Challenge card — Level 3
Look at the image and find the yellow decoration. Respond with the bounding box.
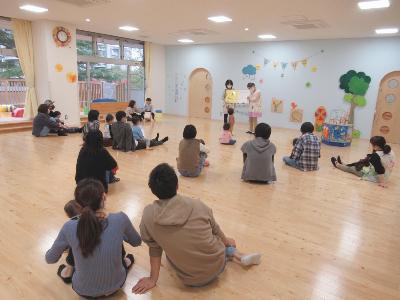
[255,64,261,70]
[225,90,238,104]
[55,64,63,73]
[66,71,77,83]
[311,66,318,72]
[301,59,308,67]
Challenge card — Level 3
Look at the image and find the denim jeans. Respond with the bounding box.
[105,170,116,183]
[282,156,302,170]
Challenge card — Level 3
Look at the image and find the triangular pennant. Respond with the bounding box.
[301,59,308,67]
[281,62,288,70]
[273,61,278,69]
[263,58,270,66]
[291,61,298,71]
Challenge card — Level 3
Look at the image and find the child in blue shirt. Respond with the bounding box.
[131,116,168,150]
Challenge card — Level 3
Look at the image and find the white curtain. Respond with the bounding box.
[11,19,38,119]
[144,41,152,99]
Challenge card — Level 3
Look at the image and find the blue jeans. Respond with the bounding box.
[105,170,116,183]
[39,126,50,137]
[282,156,301,170]
[221,139,236,145]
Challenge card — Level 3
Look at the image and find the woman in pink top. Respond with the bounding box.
[219,123,236,145]
[246,82,262,134]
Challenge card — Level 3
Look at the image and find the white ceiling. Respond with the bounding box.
[1,0,399,44]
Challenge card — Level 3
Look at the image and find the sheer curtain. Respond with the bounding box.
[144,41,152,99]
[11,19,38,119]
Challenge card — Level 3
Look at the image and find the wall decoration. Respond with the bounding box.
[273,62,278,69]
[314,106,327,132]
[52,26,72,47]
[255,64,262,70]
[281,62,288,71]
[264,58,270,66]
[281,73,284,78]
[305,81,312,88]
[301,59,308,67]
[291,61,298,71]
[311,66,318,72]
[339,70,371,125]
[66,71,77,83]
[271,98,284,113]
[322,109,353,146]
[55,64,63,73]
[290,102,303,122]
[259,79,264,84]
[242,64,257,79]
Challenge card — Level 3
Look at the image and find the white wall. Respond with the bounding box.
[32,20,80,126]
[165,37,400,138]
[148,43,166,112]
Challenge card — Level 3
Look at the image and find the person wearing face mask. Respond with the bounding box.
[246,82,262,134]
[222,79,234,124]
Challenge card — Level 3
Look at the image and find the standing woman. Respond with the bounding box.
[246,82,262,134]
[45,178,141,298]
[222,79,234,124]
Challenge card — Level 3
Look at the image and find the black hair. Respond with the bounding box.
[183,124,197,139]
[145,98,152,102]
[247,82,255,89]
[115,110,127,122]
[75,178,105,257]
[300,122,314,134]
[54,111,61,117]
[223,123,230,131]
[128,100,136,108]
[148,163,178,200]
[105,114,114,123]
[225,79,233,89]
[131,115,141,125]
[83,130,104,153]
[38,104,49,114]
[255,123,271,139]
[88,110,100,122]
[227,107,234,115]
[370,136,391,154]
[292,138,298,146]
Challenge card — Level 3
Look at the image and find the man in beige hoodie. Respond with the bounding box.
[132,163,261,294]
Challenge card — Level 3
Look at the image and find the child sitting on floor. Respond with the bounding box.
[131,116,168,150]
[283,122,320,171]
[228,107,235,134]
[103,114,114,147]
[141,98,155,120]
[82,110,100,140]
[219,123,236,145]
[331,136,396,188]
[177,124,209,177]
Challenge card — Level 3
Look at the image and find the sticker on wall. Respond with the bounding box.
[311,66,318,72]
[301,59,308,67]
[255,64,262,70]
[264,58,270,66]
[271,98,284,113]
[273,62,278,69]
[242,64,257,79]
[290,102,303,123]
[259,79,264,84]
[55,64,63,73]
[291,61,298,71]
[52,26,72,47]
[66,71,77,83]
[305,81,312,88]
[314,106,327,132]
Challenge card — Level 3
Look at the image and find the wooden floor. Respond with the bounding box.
[0,115,399,300]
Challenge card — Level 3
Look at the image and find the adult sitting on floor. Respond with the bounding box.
[32,104,67,137]
[111,111,136,152]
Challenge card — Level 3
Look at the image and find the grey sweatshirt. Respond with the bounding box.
[241,137,277,182]
[45,212,141,297]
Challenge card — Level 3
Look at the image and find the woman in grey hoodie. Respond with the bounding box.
[241,123,277,183]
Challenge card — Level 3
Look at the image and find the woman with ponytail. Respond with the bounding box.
[331,136,395,187]
[46,179,141,298]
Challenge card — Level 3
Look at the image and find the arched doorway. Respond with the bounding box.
[188,68,212,119]
[371,71,400,143]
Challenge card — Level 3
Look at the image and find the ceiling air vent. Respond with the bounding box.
[171,28,218,37]
[55,0,111,6]
[281,15,329,29]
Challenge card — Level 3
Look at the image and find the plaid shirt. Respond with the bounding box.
[291,133,320,171]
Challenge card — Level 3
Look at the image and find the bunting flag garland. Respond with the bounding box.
[251,49,324,73]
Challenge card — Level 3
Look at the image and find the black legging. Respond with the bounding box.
[224,114,228,124]
[136,138,165,150]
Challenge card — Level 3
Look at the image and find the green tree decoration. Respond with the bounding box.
[339,70,371,125]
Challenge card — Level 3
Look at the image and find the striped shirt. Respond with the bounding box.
[45,212,141,297]
[291,133,320,171]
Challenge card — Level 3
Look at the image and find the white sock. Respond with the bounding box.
[240,253,262,266]
[61,265,73,278]
[124,257,132,268]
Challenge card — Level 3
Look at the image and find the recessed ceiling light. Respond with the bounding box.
[208,16,232,23]
[178,39,194,43]
[85,18,91,22]
[19,4,48,13]
[119,26,139,32]
[258,34,277,39]
[375,27,399,34]
[358,0,390,10]
[244,28,249,31]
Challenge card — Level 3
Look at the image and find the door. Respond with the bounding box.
[189,68,212,118]
[372,71,400,144]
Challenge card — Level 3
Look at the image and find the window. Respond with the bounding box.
[76,30,145,113]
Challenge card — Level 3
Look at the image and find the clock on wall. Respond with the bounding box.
[52,26,72,47]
